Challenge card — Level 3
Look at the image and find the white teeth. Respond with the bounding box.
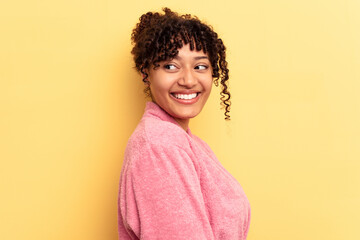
[173,93,197,100]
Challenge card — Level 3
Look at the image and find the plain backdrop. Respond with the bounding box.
[1,0,359,239]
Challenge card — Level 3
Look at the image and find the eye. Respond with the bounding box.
[195,65,208,70]
[164,64,177,70]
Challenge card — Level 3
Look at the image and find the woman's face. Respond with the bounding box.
[147,44,213,127]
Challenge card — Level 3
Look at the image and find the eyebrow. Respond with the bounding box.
[174,55,209,60]
[194,56,209,60]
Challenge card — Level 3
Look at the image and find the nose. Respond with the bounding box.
[178,68,197,88]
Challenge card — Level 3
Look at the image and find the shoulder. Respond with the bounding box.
[125,116,193,159]
[122,116,201,178]
[191,133,216,157]
[191,134,210,150]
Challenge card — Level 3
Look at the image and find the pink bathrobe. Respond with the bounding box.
[118,102,251,239]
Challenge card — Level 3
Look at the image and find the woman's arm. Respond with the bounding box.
[119,140,215,240]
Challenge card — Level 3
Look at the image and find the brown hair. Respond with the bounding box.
[131,8,231,120]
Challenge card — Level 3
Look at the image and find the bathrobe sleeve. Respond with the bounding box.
[119,137,215,240]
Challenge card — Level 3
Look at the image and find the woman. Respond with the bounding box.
[118,8,251,240]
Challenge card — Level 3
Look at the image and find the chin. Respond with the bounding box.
[172,110,199,120]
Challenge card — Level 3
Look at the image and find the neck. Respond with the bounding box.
[174,118,189,132]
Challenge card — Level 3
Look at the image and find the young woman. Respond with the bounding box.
[118,8,251,240]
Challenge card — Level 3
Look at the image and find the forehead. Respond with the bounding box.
[174,44,208,59]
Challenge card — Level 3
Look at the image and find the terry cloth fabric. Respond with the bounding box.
[118,101,251,240]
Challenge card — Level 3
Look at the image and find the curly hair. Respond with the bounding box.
[131,8,231,120]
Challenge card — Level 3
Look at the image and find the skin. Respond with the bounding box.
[147,44,213,131]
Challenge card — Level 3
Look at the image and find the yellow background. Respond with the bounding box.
[1,0,359,239]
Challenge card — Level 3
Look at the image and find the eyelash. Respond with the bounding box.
[195,65,208,70]
[164,64,177,70]
[163,64,209,70]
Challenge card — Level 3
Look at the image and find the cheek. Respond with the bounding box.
[203,77,213,93]
[149,79,171,98]
[149,73,177,93]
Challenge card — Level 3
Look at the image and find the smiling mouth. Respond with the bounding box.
[171,92,200,100]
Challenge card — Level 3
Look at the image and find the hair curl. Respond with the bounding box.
[131,8,231,120]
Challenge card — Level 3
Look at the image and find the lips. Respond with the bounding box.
[170,91,201,104]
[172,93,198,100]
